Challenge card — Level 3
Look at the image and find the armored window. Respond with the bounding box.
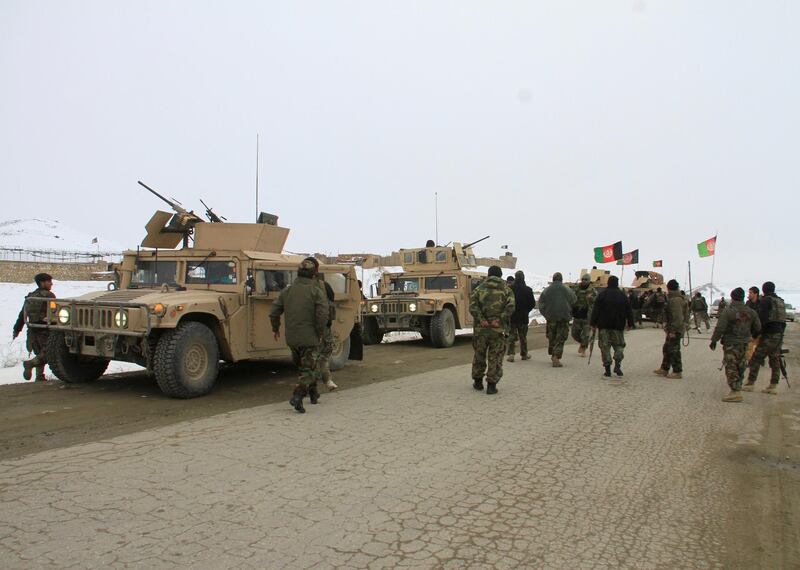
[416,250,428,263]
[131,261,178,286]
[403,252,414,264]
[435,251,447,262]
[320,272,348,295]
[256,270,292,293]
[425,276,457,290]
[186,261,238,285]
[389,277,420,292]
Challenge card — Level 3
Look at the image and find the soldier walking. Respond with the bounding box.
[590,275,634,377]
[653,279,686,379]
[12,273,56,381]
[744,281,787,395]
[506,270,535,362]
[316,275,339,391]
[709,288,760,402]
[470,266,515,394]
[691,292,710,332]
[628,290,643,326]
[538,272,576,367]
[570,273,596,357]
[270,258,329,413]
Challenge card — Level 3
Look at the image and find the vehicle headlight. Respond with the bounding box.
[409,303,417,312]
[57,307,71,325]
[115,310,128,328]
[370,304,379,313]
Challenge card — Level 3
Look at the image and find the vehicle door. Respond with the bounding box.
[248,265,294,351]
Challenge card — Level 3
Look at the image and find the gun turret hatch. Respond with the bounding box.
[193,222,289,253]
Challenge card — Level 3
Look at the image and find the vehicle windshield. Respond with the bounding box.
[425,276,457,290]
[389,277,420,292]
[131,260,178,287]
[186,261,238,285]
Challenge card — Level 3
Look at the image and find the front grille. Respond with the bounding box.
[76,307,116,329]
[383,302,407,313]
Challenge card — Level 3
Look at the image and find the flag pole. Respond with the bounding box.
[709,233,718,304]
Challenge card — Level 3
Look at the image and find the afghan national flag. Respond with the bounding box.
[697,236,717,258]
[593,241,623,264]
[653,260,663,268]
[616,249,639,265]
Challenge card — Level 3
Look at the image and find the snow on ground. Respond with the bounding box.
[0,281,142,386]
[0,218,124,253]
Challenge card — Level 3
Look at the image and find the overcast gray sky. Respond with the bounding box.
[2,1,798,287]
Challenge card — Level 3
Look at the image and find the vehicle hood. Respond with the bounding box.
[57,288,235,306]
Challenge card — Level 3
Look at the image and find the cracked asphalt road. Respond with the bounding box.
[1,326,798,568]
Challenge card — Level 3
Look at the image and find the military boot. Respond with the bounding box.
[506,355,515,363]
[325,378,338,391]
[762,384,778,395]
[308,383,320,405]
[603,364,611,377]
[742,382,756,392]
[551,356,563,368]
[578,346,586,357]
[289,385,307,413]
[722,390,743,403]
[473,378,484,391]
[521,354,531,361]
[653,368,668,376]
[22,360,34,381]
[34,365,47,382]
[614,362,623,377]
[666,372,682,379]
[486,383,498,395]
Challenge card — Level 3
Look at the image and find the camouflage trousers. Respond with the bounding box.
[290,345,321,387]
[651,308,664,326]
[25,329,49,367]
[598,329,625,366]
[317,328,334,382]
[693,311,710,330]
[472,333,507,384]
[747,332,783,385]
[722,343,748,391]
[660,332,683,373]
[546,319,570,358]
[506,324,529,357]
[570,318,591,349]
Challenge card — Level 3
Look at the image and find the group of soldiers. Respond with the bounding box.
[468,268,788,403]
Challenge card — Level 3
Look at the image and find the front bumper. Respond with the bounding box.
[362,299,437,331]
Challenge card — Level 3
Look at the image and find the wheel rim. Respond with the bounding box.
[184,343,209,381]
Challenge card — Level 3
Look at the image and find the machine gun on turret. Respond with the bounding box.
[200,199,226,223]
[139,180,206,248]
[463,235,490,250]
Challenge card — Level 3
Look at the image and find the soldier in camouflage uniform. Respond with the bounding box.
[12,273,56,381]
[650,288,666,328]
[315,273,339,391]
[691,292,710,332]
[744,281,787,395]
[469,265,515,394]
[710,287,761,402]
[590,275,634,377]
[270,258,329,413]
[653,280,686,379]
[570,273,595,357]
[538,272,576,367]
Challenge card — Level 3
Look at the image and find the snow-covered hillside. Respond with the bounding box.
[0,218,123,253]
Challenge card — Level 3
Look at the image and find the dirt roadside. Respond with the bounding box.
[0,328,553,460]
[723,321,800,568]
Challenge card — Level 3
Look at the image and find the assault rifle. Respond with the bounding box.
[200,199,226,223]
[781,348,791,388]
[587,328,596,366]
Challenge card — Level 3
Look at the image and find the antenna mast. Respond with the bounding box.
[435,192,439,245]
[255,133,260,222]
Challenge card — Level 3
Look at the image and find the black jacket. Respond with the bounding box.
[510,281,536,325]
[757,294,787,335]
[590,286,634,331]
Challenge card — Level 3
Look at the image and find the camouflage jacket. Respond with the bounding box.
[13,287,56,336]
[269,276,329,348]
[711,300,761,346]
[691,297,708,312]
[663,291,686,333]
[571,284,595,320]
[469,276,515,336]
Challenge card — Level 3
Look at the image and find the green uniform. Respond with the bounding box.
[469,276,515,385]
[13,287,56,376]
[598,329,625,367]
[538,281,576,359]
[659,291,686,373]
[270,276,329,387]
[711,300,760,391]
[691,296,710,330]
[316,280,337,384]
[570,284,595,350]
[747,294,787,387]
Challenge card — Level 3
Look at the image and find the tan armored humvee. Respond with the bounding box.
[32,212,363,398]
[361,242,487,348]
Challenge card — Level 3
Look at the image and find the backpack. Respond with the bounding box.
[767,295,787,323]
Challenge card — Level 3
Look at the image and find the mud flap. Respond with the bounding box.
[349,324,364,361]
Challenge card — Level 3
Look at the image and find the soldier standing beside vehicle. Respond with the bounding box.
[12,273,56,382]
[691,292,710,332]
[570,274,596,358]
[316,275,339,391]
[590,275,634,377]
[628,290,642,326]
[651,287,666,328]
[470,266,515,394]
[270,258,329,413]
[654,279,686,379]
[506,270,535,362]
[538,272,577,367]
[709,287,761,403]
[744,281,787,395]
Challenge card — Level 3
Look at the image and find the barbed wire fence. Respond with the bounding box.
[0,246,122,264]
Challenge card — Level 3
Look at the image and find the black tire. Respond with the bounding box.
[329,336,351,371]
[430,308,456,348]
[154,321,219,399]
[46,332,110,383]
[362,317,384,345]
